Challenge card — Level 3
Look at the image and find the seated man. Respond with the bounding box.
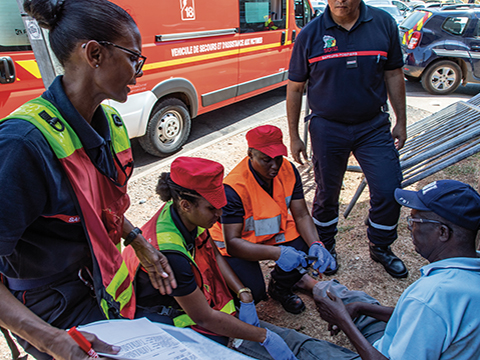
[314,180,480,359]
[210,125,336,314]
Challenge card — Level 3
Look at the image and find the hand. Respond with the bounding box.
[83,331,121,357]
[133,237,177,295]
[326,303,359,336]
[290,137,307,165]
[391,123,406,150]
[314,291,351,334]
[49,330,120,360]
[308,242,336,273]
[261,328,298,360]
[239,301,260,327]
[276,246,307,272]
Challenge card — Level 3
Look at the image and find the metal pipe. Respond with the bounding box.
[343,177,367,218]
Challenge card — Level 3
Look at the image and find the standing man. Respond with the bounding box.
[286,0,408,277]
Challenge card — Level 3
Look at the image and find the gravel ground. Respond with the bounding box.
[5,104,480,359]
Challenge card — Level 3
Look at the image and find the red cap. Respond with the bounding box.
[170,157,227,209]
[246,125,287,158]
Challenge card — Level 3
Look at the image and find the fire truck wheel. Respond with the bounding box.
[139,98,191,157]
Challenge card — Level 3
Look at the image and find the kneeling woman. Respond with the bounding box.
[123,157,296,360]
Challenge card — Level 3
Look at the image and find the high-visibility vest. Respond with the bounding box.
[2,97,135,319]
[210,157,300,256]
[123,202,235,332]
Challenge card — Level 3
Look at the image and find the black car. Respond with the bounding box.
[400,4,480,94]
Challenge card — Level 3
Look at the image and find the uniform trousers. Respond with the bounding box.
[309,112,403,248]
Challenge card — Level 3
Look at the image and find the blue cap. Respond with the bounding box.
[394,180,480,232]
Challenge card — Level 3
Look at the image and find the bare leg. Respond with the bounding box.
[294,274,320,292]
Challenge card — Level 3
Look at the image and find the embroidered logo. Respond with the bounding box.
[422,181,438,195]
[323,35,338,53]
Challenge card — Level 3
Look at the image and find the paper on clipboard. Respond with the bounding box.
[77,318,254,360]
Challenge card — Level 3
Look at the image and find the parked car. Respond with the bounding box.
[392,0,414,16]
[310,0,327,16]
[400,5,480,94]
[368,2,407,23]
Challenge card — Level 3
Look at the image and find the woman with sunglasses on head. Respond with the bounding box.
[0,0,175,359]
[123,157,297,360]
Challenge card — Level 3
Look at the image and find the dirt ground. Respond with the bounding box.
[2,105,480,359]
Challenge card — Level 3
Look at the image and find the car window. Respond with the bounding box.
[401,10,432,29]
[442,16,468,35]
[0,0,31,51]
[240,0,287,33]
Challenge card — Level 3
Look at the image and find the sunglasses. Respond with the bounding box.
[83,41,146,76]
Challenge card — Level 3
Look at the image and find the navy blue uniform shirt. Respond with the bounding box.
[0,76,119,280]
[288,1,403,123]
[221,159,304,224]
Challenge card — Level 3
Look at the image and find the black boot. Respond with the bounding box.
[268,278,305,314]
[369,243,408,278]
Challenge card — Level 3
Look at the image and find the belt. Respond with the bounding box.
[137,304,183,319]
[5,260,90,291]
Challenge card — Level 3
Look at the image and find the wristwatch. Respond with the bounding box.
[237,287,252,299]
[124,227,142,247]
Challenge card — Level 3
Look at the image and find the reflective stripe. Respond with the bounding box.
[244,216,255,232]
[274,233,286,243]
[254,215,281,236]
[313,217,338,227]
[214,241,226,249]
[172,299,236,328]
[173,313,194,328]
[367,218,398,231]
[285,195,292,208]
[309,50,388,64]
[220,299,236,315]
[105,262,133,310]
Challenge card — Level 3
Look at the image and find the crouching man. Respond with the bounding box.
[210,125,336,314]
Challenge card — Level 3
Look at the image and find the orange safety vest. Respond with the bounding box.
[210,157,300,256]
[2,97,136,319]
[123,202,236,333]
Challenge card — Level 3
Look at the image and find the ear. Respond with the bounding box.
[82,40,103,69]
[247,148,254,160]
[438,225,451,243]
[179,198,192,213]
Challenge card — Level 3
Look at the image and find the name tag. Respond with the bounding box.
[346,56,357,69]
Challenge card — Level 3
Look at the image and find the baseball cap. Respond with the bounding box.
[246,125,288,158]
[394,180,480,232]
[170,157,227,209]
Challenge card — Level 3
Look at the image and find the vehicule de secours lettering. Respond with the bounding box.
[171,37,263,57]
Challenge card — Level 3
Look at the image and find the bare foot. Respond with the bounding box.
[295,274,320,292]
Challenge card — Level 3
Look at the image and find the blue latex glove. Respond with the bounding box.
[308,242,337,273]
[261,328,298,360]
[276,246,307,272]
[239,301,260,327]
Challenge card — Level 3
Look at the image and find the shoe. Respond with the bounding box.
[323,247,339,276]
[268,278,305,314]
[369,244,408,278]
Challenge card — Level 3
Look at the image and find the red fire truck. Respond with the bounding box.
[1,0,313,156]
